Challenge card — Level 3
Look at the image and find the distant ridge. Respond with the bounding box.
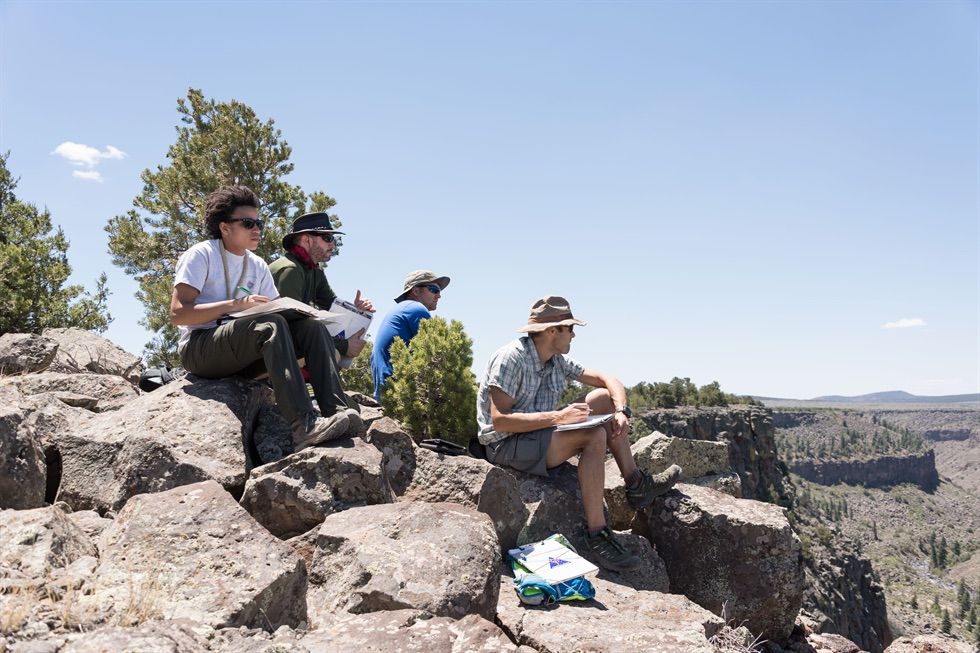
[754,390,980,404]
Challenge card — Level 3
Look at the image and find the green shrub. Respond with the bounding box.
[381,317,477,445]
[339,338,374,396]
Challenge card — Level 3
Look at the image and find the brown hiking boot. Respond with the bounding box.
[626,464,682,511]
[584,527,642,572]
[292,411,350,452]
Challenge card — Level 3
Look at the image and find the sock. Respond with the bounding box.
[626,468,643,490]
[587,526,606,537]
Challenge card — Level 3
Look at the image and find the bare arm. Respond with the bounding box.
[169,283,270,326]
[577,368,629,438]
[489,387,591,434]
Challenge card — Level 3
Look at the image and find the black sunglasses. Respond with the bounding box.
[420,284,442,295]
[228,217,265,231]
[558,325,574,334]
[317,233,335,244]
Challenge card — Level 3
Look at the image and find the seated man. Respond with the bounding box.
[477,295,681,571]
[269,211,374,364]
[370,270,450,402]
[170,185,361,451]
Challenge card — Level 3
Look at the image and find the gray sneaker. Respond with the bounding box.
[292,411,350,452]
[343,408,365,437]
[626,464,682,511]
[584,527,642,572]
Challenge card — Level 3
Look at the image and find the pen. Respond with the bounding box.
[237,286,254,296]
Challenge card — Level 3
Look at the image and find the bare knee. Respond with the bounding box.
[585,388,614,414]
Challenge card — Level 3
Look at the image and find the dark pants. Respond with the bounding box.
[180,314,350,423]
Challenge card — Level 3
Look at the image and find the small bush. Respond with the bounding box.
[339,337,374,396]
[382,317,477,445]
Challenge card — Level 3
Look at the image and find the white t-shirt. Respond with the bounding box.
[173,240,279,349]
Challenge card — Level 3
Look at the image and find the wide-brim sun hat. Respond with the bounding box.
[395,270,451,302]
[281,212,346,250]
[517,295,587,333]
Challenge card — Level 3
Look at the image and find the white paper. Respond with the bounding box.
[508,537,599,584]
[228,296,340,322]
[324,298,374,339]
[554,412,614,432]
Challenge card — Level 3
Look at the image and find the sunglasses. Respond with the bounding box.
[558,325,574,334]
[228,217,265,231]
[421,284,442,295]
[317,233,336,244]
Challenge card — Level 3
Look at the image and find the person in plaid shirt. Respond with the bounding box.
[477,295,681,571]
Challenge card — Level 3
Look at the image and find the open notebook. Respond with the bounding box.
[508,535,599,584]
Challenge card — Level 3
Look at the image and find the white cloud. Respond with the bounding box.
[881,318,927,329]
[72,170,104,182]
[51,141,127,167]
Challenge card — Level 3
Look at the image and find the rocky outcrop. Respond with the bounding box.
[54,376,265,512]
[0,505,97,590]
[88,480,307,630]
[638,406,791,504]
[59,620,207,653]
[306,502,501,624]
[0,385,46,509]
[884,634,977,653]
[240,439,392,539]
[789,451,938,491]
[0,333,59,374]
[636,483,805,643]
[42,327,144,383]
[0,372,138,413]
[496,573,724,652]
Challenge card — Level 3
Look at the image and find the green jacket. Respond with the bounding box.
[269,252,348,356]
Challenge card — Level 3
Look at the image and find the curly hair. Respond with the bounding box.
[203,186,259,239]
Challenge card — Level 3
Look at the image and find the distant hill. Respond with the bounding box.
[754,391,980,404]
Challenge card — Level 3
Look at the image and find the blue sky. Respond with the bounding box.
[2,1,977,398]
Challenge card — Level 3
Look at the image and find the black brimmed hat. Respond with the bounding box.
[281,212,345,250]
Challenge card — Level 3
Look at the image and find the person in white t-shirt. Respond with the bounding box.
[170,185,361,451]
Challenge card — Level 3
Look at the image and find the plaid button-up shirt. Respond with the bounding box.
[477,336,585,444]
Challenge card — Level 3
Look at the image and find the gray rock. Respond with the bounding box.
[0,333,58,374]
[686,471,742,498]
[400,447,528,549]
[0,372,138,413]
[363,416,418,495]
[884,634,977,653]
[605,432,730,529]
[55,376,262,512]
[240,439,392,539]
[636,483,805,644]
[496,574,724,652]
[0,386,46,509]
[212,610,518,652]
[87,481,307,630]
[66,510,113,541]
[307,502,500,624]
[19,392,95,452]
[251,404,294,465]
[512,463,588,546]
[60,620,208,653]
[42,327,143,383]
[0,505,96,589]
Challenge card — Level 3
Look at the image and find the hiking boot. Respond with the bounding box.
[626,464,682,511]
[584,527,642,572]
[292,411,351,452]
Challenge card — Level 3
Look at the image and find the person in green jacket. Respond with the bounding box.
[269,212,375,362]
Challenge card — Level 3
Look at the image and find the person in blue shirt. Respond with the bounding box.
[370,270,450,402]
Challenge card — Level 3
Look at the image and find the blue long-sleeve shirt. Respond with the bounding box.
[371,300,431,401]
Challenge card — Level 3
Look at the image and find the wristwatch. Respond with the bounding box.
[615,405,632,419]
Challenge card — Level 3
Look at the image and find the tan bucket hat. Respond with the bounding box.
[394,270,451,302]
[517,295,587,333]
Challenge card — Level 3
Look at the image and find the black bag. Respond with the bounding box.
[139,367,179,392]
[467,437,488,460]
[419,439,468,456]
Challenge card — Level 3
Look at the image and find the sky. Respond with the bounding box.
[1,1,978,399]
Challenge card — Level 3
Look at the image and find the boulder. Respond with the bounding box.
[251,404,294,465]
[60,620,208,653]
[42,327,143,383]
[55,376,262,512]
[884,635,976,653]
[399,447,528,549]
[19,392,95,452]
[0,333,58,374]
[605,432,731,529]
[240,439,392,539]
[66,509,113,541]
[636,483,805,644]
[686,471,742,498]
[87,480,307,630]
[364,416,418,495]
[0,385,46,509]
[0,372,138,413]
[0,505,96,589]
[307,502,500,624]
[512,463,588,546]
[211,610,520,652]
[496,574,724,652]
[805,632,864,653]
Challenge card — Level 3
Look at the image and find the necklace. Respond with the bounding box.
[219,240,250,300]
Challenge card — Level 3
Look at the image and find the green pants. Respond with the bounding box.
[180,314,350,424]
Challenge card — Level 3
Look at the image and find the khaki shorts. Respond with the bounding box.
[485,428,554,477]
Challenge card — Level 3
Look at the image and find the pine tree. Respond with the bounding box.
[909,593,918,609]
[938,536,948,568]
[941,608,951,634]
[872,521,878,540]
[932,594,942,616]
[381,317,478,445]
[0,152,112,334]
[104,88,334,364]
